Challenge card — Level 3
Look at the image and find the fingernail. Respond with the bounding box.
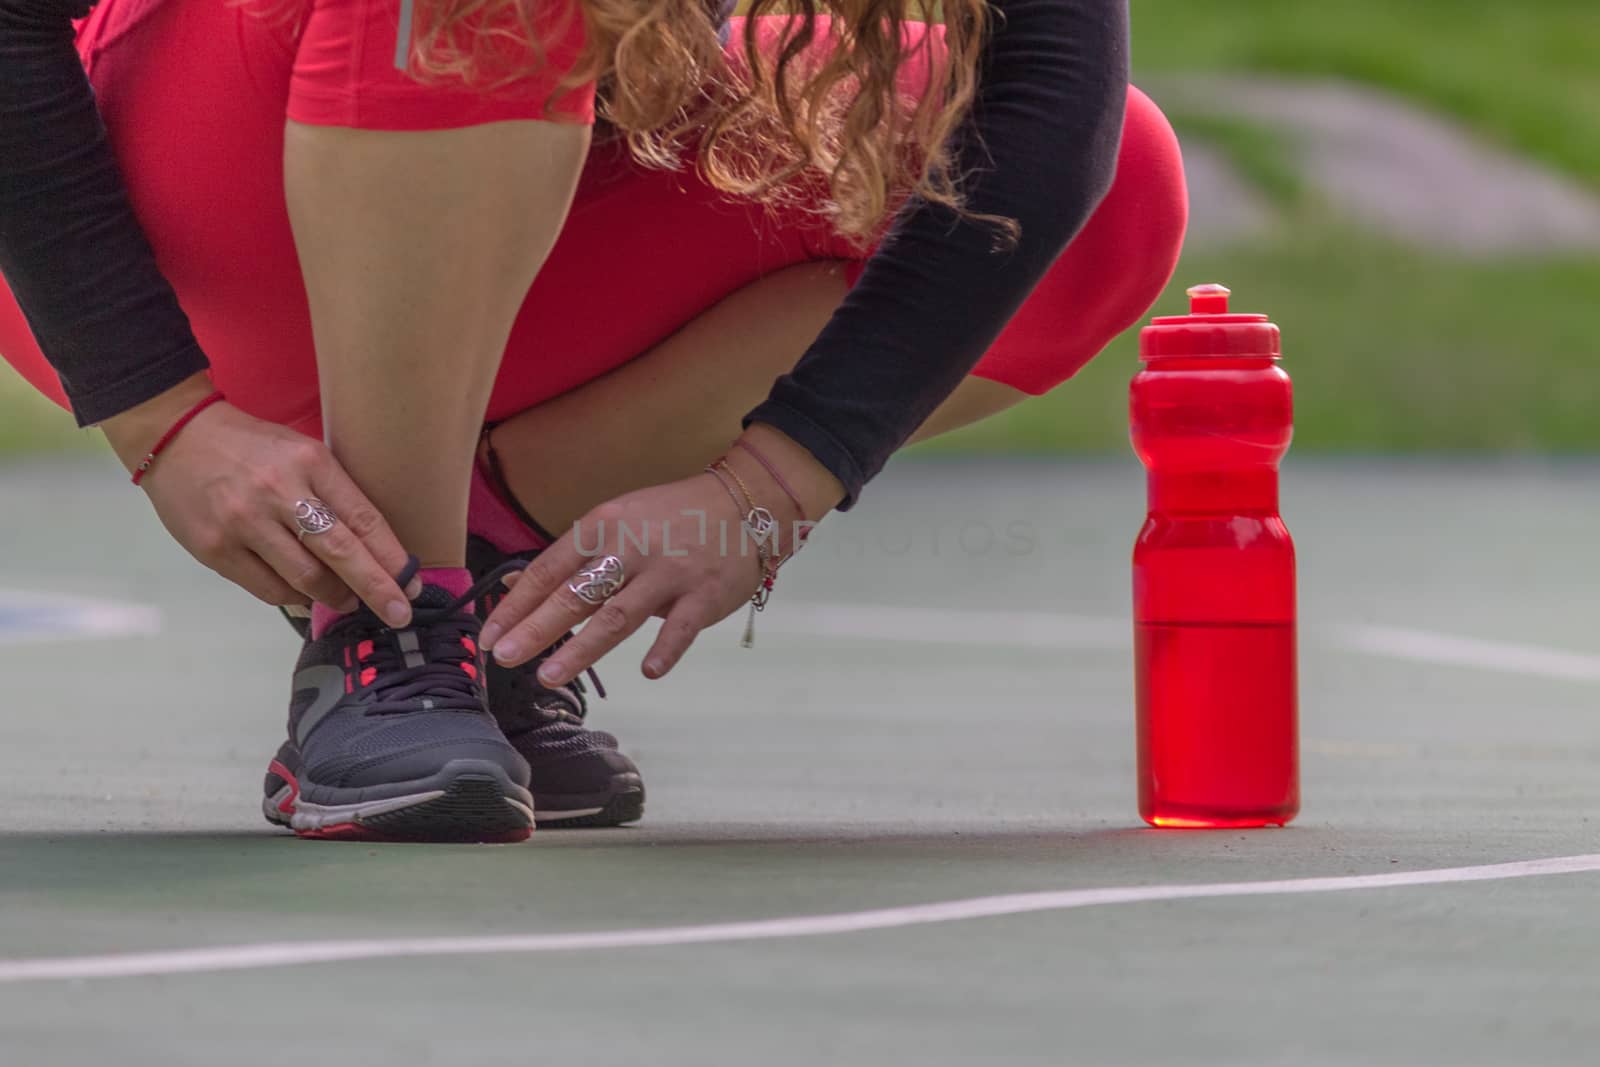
[501,572,521,588]
[537,662,563,685]
[494,640,524,664]
[338,597,360,615]
[404,578,423,599]
[385,601,411,627]
[480,622,503,650]
[644,658,665,679]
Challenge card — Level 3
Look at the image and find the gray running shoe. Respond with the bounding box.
[263,560,534,842]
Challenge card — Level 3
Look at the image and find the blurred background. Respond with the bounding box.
[2,0,1597,458]
[931,0,1600,457]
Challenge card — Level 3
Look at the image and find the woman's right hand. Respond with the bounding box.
[101,375,419,626]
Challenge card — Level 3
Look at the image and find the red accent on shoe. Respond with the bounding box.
[360,667,377,687]
[462,662,478,680]
[345,675,354,695]
[294,823,533,843]
[267,759,300,815]
[295,822,372,841]
[357,639,375,661]
[461,636,476,655]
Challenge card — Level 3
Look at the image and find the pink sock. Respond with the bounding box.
[309,567,472,639]
[310,602,348,641]
[469,455,548,555]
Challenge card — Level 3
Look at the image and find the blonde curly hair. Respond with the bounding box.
[402,0,995,242]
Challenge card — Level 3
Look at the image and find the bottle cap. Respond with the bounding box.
[1139,284,1281,360]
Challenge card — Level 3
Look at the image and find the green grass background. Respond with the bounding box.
[927,228,1600,456]
[1132,0,1600,193]
[0,371,92,456]
[2,0,1596,458]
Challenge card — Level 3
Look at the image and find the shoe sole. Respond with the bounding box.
[533,772,646,829]
[264,758,535,843]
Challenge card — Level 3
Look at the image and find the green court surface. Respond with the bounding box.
[1,456,1597,1064]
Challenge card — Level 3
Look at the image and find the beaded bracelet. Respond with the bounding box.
[130,390,226,487]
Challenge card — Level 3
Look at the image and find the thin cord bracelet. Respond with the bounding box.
[130,390,226,487]
[732,438,806,518]
[730,440,815,553]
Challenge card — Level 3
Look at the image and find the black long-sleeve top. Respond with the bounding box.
[0,0,1128,507]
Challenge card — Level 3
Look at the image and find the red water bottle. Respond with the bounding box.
[1130,284,1298,828]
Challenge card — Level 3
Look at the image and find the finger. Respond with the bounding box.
[307,464,420,599]
[217,550,310,608]
[489,551,619,668]
[534,578,669,685]
[641,595,716,679]
[480,534,588,652]
[248,523,358,612]
[290,503,412,629]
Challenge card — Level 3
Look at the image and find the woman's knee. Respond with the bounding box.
[975,86,1189,397]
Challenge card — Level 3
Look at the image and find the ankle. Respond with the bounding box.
[470,429,553,554]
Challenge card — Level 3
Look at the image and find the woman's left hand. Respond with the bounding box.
[478,471,779,683]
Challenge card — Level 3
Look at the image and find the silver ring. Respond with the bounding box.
[567,555,626,605]
[293,498,338,540]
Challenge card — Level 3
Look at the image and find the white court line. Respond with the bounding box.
[1337,624,1600,684]
[2,853,1598,984]
[752,602,1598,684]
[6,586,1591,686]
[0,588,161,646]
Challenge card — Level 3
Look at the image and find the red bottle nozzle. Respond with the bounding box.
[1139,282,1280,361]
[1186,283,1231,315]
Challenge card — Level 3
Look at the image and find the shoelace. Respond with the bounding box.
[521,632,606,715]
[339,558,529,716]
[477,585,606,721]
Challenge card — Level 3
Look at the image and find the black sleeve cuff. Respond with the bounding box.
[64,340,210,427]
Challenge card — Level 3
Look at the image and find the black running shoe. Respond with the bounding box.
[466,536,645,828]
[263,560,535,842]
[275,542,646,828]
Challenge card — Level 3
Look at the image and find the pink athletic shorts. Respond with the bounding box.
[0,0,1187,436]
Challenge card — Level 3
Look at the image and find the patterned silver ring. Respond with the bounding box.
[293,498,338,540]
[567,555,626,606]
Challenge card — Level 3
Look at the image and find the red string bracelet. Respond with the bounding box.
[130,390,226,487]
